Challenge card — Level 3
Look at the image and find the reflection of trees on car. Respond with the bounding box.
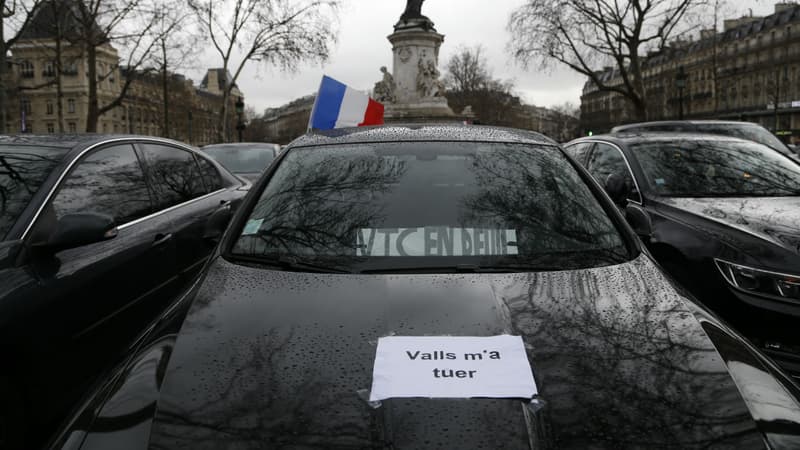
[147,158,205,204]
[53,148,152,224]
[460,149,625,262]
[238,154,406,257]
[0,152,62,237]
[508,261,767,447]
[633,140,800,196]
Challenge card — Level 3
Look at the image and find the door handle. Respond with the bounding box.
[152,233,173,247]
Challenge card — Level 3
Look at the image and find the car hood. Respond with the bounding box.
[658,196,800,256]
[80,255,800,449]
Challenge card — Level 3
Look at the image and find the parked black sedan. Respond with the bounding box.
[49,125,800,449]
[0,135,248,449]
[564,133,800,368]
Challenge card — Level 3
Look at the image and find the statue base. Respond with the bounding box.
[384,25,457,123]
[384,99,457,123]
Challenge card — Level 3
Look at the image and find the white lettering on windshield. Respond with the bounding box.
[356,227,518,257]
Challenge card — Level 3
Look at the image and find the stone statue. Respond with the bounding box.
[416,58,444,98]
[373,66,396,103]
[401,0,425,21]
[396,0,435,31]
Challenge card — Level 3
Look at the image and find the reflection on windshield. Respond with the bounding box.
[632,139,800,197]
[232,142,629,271]
[0,146,66,239]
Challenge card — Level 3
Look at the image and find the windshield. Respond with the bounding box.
[203,145,276,173]
[0,145,67,240]
[631,139,800,197]
[231,142,630,272]
[694,123,791,155]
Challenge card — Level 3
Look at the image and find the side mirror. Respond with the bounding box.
[625,204,652,238]
[40,213,118,252]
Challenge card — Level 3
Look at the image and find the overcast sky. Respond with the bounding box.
[195,0,781,114]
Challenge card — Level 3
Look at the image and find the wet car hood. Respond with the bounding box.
[658,196,800,255]
[87,254,800,449]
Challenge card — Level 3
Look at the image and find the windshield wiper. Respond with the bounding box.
[228,254,352,273]
[359,264,566,274]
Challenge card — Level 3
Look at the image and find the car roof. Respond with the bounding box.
[288,124,557,147]
[572,131,755,148]
[612,120,764,132]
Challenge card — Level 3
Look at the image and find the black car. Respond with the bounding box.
[49,125,800,449]
[201,143,281,182]
[610,120,799,161]
[0,135,248,448]
[564,133,800,368]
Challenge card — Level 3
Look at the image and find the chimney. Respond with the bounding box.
[206,69,220,95]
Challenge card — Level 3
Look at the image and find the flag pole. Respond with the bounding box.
[307,76,326,133]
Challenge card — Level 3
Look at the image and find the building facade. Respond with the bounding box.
[3,3,243,146]
[581,3,800,143]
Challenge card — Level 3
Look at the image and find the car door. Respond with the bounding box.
[585,142,641,206]
[23,142,177,344]
[138,142,238,278]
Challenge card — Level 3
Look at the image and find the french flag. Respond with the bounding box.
[309,75,384,130]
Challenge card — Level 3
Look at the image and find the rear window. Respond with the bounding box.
[231,142,630,272]
[204,145,276,173]
[0,145,67,240]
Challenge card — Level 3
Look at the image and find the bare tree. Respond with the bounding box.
[443,45,517,126]
[0,0,42,131]
[508,0,709,120]
[187,0,339,142]
[142,0,195,138]
[65,0,167,132]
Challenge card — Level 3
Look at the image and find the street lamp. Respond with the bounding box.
[235,97,245,142]
[675,66,687,120]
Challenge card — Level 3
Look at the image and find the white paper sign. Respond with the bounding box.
[369,335,537,401]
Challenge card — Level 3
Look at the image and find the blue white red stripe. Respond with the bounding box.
[309,75,384,130]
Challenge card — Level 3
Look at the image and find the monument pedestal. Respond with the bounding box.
[379,22,457,123]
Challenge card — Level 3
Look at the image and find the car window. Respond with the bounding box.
[203,145,276,173]
[196,155,224,192]
[631,139,800,197]
[697,124,791,155]
[231,142,630,272]
[139,144,206,210]
[52,144,152,225]
[586,143,632,185]
[564,142,593,165]
[0,145,67,240]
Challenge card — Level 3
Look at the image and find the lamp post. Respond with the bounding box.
[235,97,245,142]
[675,66,687,120]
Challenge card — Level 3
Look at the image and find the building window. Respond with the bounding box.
[64,60,78,76]
[46,122,55,133]
[43,60,54,77]
[46,100,54,115]
[21,98,31,114]
[20,60,34,78]
[68,122,76,133]
[67,98,75,113]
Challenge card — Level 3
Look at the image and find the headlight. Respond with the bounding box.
[715,259,800,301]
